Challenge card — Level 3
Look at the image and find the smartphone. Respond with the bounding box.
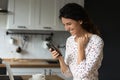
[46,42,62,56]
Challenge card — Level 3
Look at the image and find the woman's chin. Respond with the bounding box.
[70,32,76,36]
[71,33,76,36]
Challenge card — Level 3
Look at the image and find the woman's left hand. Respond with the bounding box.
[77,34,89,49]
[76,34,89,64]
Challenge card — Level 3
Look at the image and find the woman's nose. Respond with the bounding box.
[65,26,70,31]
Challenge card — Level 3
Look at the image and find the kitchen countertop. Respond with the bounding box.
[2,58,60,68]
[0,64,6,67]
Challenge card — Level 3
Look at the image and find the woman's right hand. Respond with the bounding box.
[49,48,61,59]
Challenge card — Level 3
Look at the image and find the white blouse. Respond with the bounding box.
[63,34,104,80]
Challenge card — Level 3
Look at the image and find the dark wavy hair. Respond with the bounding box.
[59,3,100,35]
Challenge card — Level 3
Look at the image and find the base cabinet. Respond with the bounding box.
[11,68,72,80]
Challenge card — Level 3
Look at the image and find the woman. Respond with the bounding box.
[50,3,104,80]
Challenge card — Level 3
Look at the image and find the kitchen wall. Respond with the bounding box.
[85,0,120,80]
[0,14,70,59]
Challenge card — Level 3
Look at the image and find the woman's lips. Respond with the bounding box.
[70,31,74,35]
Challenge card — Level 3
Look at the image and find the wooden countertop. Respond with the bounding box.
[0,64,6,67]
[2,58,60,68]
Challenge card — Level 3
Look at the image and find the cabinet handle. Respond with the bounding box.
[43,27,52,29]
[17,26,26,28]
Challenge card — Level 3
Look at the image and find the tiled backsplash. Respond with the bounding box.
[0,15,70,59]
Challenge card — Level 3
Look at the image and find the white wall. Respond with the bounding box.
[0,14,70,59]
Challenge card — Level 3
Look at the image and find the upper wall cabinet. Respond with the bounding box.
[35,0,62,31]
[0,0,8,13]
[7,0,36,30]
[7,0,84,31]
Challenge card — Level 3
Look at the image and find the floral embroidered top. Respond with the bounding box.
[63,34,104,80]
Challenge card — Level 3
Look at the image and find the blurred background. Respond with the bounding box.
[85,0,120,80]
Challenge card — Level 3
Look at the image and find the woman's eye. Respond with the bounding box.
[67,23,71,25]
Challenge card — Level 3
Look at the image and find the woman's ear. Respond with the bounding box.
[79,20,83,24]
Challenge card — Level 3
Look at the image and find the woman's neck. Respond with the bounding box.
[76,30,87,38]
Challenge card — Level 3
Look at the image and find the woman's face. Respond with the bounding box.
[61,17,83,36]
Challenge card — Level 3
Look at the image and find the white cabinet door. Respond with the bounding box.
[7,0,35,30]
[35,0,55,30]
[35,0,65,31]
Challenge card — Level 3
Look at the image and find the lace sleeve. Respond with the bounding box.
[74,36,104,78]
[62,38,73,78]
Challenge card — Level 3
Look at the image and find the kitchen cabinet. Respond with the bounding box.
[7,0,62,31]
[7,0,35,30]
[0,64,6,75]
[11,68,71,80]
[34,0,65,31]
[7,0,84,31]
[0,0,8,12]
